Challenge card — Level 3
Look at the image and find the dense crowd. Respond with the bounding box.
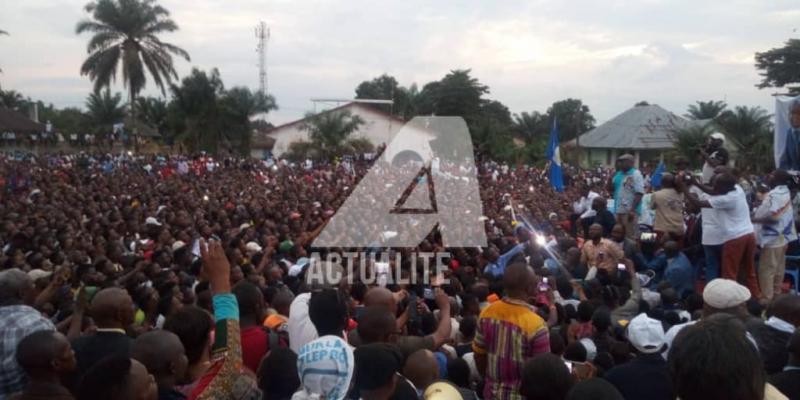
[1,133,800,400]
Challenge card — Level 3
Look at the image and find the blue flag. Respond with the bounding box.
[650,161,666,189]
[546,119,564,192]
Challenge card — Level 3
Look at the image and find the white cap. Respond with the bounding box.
[288,257,311,277]
[627,313,666,354]
[578,338,597,361]
[171,240,187,252]
[710,132,726,142]
[239,223,251,231]
[703,278,751,309]
[28,269,53,281]
[145,217,162,226]
[245,241,263,253]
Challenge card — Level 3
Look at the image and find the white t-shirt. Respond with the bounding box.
[288,292,317,353]
[694,187,724,246]
[755,185,797,248]
[707,185,754,243]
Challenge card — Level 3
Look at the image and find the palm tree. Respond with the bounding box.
[76,0,190,150]
[219,87,277,154]
[667,123,717,169]
[301,109,364,158]
[717,106,773,173]
[512,111,548,140]
[86,89,126,142]
[685,100,729,121]
[0,89,27,110]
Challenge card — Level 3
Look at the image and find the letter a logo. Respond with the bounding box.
[313,116,487,248]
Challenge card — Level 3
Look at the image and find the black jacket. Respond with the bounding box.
[603,353,675,400]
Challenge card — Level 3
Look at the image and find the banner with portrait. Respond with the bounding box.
[775,95,800,171]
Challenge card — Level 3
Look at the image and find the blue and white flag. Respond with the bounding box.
[650,161,666,189]
[546,119,564,192]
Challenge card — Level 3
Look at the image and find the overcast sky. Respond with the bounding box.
[1,0,799,125]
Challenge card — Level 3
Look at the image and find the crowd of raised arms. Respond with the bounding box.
[2,135,800,400]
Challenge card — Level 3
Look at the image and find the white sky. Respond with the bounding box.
[1,0,799,125]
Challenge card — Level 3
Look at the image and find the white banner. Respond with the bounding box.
[775,95,800,170]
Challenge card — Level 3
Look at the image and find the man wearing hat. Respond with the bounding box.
[608,154,644,241]
[663,278,753,355]
[605,313,674,400]
[700,132,729,184]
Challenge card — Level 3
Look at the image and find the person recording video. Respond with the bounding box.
[699,133,729,184]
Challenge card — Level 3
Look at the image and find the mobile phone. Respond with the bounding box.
[618,263,627,271]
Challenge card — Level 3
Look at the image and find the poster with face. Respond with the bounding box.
[775,96,800,171]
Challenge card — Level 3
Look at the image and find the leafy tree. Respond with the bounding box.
[667,123,717,169]
[355,75,420,120]
[717,106,773,172]
[38,103,91,135]
[755,39,800,94]
[219,87,277,155]
[169,68,224,152]
[300,109,364,159]
[136,97,169,137]
[85,89,126,139]
[512,111,549,139]
[76,0,190,148]
[546,98,595,142]
[685,100,729,121]
[416,70,489,126]
[0,89,27,110]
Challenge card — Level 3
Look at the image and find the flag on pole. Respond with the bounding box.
[650,161,666,189]
[546,119,564,192]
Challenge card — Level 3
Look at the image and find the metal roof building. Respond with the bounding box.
[567,103,704,167]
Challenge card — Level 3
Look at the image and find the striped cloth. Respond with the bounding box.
[473,298,550,400]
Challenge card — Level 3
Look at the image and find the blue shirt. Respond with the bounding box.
[646,252,694,297]
[484,243,526,278]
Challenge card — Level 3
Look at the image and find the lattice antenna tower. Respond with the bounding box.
[255,21,270,96]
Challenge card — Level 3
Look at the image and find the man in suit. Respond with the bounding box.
[770,329,800,400]
[779,102,800,171]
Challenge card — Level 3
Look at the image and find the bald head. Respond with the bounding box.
[132,330,187,381]
[0,269,34,306]
[358,306,397,344]
[364,287,397,314]
[90,288,135,329]
[503,262,533,297]
[403,349,438,391]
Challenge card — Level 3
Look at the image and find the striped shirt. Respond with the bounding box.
[473,298,550,400]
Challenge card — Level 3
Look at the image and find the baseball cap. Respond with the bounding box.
[424,382,464,400]
[28,269,53,281]
[171,240,187,252]
[618,154,634,161]
[710,132,726,142]
[288,257,311,277]
[245,242,263,253]
[145,217,162,226]
[626,313,665,354]
[703,278,751,309]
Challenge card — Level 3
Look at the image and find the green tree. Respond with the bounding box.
[667,123,716,169]
[300,109,364,159]
[169,68,224,152]
[717,105,773,172]
[219,87,277,155]
[86,89,126,139]
[547,98,595,142]
[512,111,549,139]
[136,97,169,137]
[685,100,729,121]
[76,0,190,149]
[0,89,27,110]
[416,70,488,125]
[355,74,420,119]
[755,39,800,94]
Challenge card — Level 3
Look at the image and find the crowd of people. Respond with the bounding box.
[1,135,800,400]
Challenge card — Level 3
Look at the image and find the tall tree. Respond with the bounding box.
[685,100,729,121]
[76,0,190,150]
[0,89,27,110]
[85,89,126,139]
[169,68,224,152]
[416,69,488,125]
[136,96,169,138]
[755,39,800,94]
[301,109,364,157]
[512,111,549,139]
[354,74,417,119]
[219,87,277,155]
[546,98,595,142]
[717,106,773,173]
[668,123,717,169]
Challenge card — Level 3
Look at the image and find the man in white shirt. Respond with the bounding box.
[687,172,761,299]
[752,170,797,302]
[571,184,600,235]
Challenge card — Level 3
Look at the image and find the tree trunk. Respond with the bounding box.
[130,87,138,153]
